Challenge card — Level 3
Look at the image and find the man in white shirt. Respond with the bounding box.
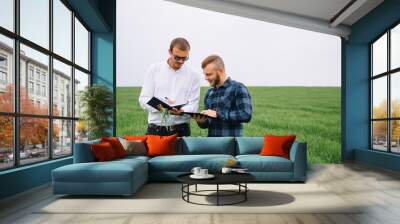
[139,38,200,136]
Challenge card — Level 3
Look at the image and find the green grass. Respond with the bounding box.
[116,86,341,164]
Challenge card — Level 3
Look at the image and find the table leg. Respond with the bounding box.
[217,184,219,206]
[195,184,197,192]
[245,183,247,201]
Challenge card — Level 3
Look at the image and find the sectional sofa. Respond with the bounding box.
[52,137,307,196]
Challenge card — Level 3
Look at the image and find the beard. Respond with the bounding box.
[210,73,221,87]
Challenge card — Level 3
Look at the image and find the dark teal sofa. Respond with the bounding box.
[52,137,307,196]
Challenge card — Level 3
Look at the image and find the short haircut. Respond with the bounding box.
[201,54,225,70]
[169,38,190,51]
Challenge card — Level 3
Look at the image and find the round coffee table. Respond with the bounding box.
[177,172,255,206]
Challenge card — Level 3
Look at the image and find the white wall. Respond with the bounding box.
[117,0,341,87]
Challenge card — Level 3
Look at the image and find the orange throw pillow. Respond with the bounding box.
[101,137,127,158]
[91,142,117,161]
[259,134,296,159]
[146,134,177,157]
[124,135,148,141]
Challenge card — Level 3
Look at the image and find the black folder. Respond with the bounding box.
[147,97,187,111]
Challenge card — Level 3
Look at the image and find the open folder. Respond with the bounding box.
[146,97,212,118]
[146,97,187,111]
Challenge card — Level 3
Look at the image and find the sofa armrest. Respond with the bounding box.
[289,141,307,182]
[73,140,100,163]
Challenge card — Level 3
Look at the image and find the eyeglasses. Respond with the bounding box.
[173,54,189,62]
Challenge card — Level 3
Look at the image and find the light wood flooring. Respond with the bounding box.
[1,162,400,224]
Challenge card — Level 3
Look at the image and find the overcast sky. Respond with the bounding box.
[117,0,341,87]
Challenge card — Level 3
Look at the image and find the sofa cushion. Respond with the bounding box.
[91,142,118,161]
[101,137,127,158]
[146,134,177,157]
[236,155,293,172]
[260,135,296,159]
[180,137,235,155]
[52,158,147,183]
[119,138,147,156]
[149,154,235,172]
[235,137,263,155]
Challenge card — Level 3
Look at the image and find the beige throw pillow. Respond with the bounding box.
[119,138,147,156]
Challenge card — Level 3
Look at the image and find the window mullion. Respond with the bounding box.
[71,10,76,155]
[48,0,54,160]
[13,0,20,167]
[388,30,391,152]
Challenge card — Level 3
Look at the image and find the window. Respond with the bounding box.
[53,0,72,60]
[74,69,89,118]
[53,59,72,117]
[0,0,14,31]
[28,81,34,94]
[75,18,89,70]
[0,71,6,85]
[36,84,40,96]
[35,70,41,81]
[19,117,49,165]
[0,116,13,170]
[0,34,14,113]
[28,67,34,80]
[0,55,7,67]
[370,23,400,153]
[53,119,72,158]
[42,85,46,97]
[0,0,91,170]
[20,0,49,49]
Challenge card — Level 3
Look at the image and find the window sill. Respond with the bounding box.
[0,156,72,176]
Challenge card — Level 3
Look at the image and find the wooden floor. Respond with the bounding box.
[1,163,400,224]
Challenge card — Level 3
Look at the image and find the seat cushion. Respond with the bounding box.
[149,154,235,172]
[52,159,147,183]
[236,155,293,172]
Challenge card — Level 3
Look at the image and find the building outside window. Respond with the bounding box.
[0,0,91,170]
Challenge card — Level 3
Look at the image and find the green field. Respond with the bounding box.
[116,86,341,164]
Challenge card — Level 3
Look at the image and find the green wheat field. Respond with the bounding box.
[116,87,341,164]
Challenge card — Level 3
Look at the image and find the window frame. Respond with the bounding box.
[0,0,92,171]
[370,21,400,154]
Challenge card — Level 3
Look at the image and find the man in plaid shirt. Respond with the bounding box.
[194,55,252,137]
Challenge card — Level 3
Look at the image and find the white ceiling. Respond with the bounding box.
[165,0,384,38]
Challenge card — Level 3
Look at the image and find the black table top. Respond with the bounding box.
[177,172,255,185]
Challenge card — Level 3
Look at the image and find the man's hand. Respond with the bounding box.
[201,109,217,118]
[170,108,184,115]
[157,104,164,112]
[193,114,208,124]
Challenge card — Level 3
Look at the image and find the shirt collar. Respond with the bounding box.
[215,77,232,89]
[165,59,184,72]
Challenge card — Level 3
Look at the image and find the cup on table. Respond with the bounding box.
[221,167,232,174]
[199,169,208,176]
[191,167,202,176]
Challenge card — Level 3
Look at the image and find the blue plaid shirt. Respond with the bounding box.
[199,77,252,137]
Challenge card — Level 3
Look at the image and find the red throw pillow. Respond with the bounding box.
[146,134,177,157]
[101,137,127,158]
[91,142,117,161]
[259,134,296,159]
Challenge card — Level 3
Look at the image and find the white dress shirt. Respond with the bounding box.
[139,61,200,126]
